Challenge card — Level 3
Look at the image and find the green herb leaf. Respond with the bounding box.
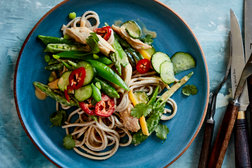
[86,33,100,54]
[131,103,152,119]
[155,124,169,140]
[49,110,66,126]
[63,135,75,149]
[182,84,198,96]
[141,34,153,45]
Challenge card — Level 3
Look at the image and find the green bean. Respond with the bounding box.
[33,82,77,106]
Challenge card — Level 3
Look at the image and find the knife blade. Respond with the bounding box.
[230,10,245,98]
[208,9,252,168]
[234,0,252,167]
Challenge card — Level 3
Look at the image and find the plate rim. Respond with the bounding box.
[13,0,209,167]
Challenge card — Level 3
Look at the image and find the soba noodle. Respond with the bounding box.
[58,10,178,160]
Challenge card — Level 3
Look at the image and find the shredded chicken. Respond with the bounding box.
[65,27,115,56]
[123,64,132,86]
[112,25,152,50]
[120,105,140,132]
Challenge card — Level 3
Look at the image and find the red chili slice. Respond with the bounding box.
[69,67,86,90]
[95,95,115,117]
[136,59,151,74]
[64,85,72,102]
[95,26,112,41]
[79,102,95,115]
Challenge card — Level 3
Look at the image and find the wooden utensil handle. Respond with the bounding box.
[208,101,239,168]
[198,120,215,168]
[235,111,251,168]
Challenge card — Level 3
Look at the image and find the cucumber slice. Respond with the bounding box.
[121,21,141,39]
[58,71,71,91]
[151,52,170,73]
[74,85,92,102]
[171,52,196,74]
[160,61,175,84]
[133,91,149,104]
[76,61,94,85]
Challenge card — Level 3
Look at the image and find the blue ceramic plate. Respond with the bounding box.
[14,0,209,167]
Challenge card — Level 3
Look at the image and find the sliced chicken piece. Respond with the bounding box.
[112,25,152,50]
[120,106,140,132]
[123,64,132,86]
[65,27,115,56]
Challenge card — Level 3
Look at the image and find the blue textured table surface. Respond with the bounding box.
[0,0,243,167]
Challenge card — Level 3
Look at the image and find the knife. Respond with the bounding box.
[244,0,252,162]
[235,0,251,167]
[208,9,252,168]
[198,38,231,168]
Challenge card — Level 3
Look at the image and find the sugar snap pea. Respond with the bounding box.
[91,83,102,102]
[87,60,129,91]
[38,35,74,45]
[44,44,89,53]
[93,78,120,98]
[54,51,113,65]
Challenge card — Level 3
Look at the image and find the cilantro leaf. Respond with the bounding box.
[141,34,153,45]
[86,32,100,54]
[155,124,169,140]
[182,84,198,96]
[50,110,66,127]
[63,135,75,149]
[131,103,152,119]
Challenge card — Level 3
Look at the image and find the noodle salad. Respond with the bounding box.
[33,11,197,160]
